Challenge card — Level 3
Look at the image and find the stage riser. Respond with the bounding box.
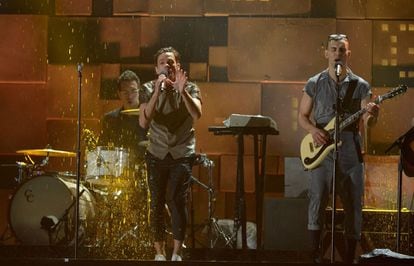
[264,198,414,256]
[329,209,414,256]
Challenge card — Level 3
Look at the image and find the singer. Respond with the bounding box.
[139,47,202,261]
[297,34,379,263]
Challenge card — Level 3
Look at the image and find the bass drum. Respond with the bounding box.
[9,174,95,245]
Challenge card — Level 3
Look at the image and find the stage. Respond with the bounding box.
[1,246,414,265]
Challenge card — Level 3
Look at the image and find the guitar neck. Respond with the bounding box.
[339,98,381,131]
[339,109,366,131]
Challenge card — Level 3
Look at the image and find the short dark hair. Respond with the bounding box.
[154,46,181,65]
[117,70,140,90]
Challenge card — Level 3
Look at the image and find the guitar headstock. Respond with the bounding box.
[377,84,408,103]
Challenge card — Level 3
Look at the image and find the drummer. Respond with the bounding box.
[99,70,148,160]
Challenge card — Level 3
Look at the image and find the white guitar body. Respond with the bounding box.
[300,118,341,170]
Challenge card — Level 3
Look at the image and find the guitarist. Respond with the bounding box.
[298,34,379,263]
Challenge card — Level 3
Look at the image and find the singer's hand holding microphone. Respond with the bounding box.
[157,68,187,94]
[157,71,173,93]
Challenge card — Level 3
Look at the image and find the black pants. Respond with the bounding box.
[146,153,193,241]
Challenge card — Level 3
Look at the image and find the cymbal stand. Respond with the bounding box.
[15,153,43,182]
[191,154,233,248]
[15,161,30,184]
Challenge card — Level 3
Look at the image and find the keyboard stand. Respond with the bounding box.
[208,126,278,249]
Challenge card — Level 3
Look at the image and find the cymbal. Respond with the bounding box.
[121,108,140,115]
[16,149,76,157]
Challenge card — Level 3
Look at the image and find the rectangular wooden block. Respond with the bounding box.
[0,15,47,82]
[194,82,262,155]
[0,84,47,153]
[47,64,103,118]
[55,0,92,15]
[219,154,255,193]
[363,155,414,210]
[204,0,311,16]
[113,0,149,15]
[336,0,366,19]
[261,82,305,157]
[228,18,335,82]
[366,0,414,19]
[367,88,414,154]
[336,20,373,83]
[99,18,142,59]
[148,0,204,16]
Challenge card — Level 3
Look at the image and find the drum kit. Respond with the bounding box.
[3,144,152,259]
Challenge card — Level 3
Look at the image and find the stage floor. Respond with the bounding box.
[1,246,414,265]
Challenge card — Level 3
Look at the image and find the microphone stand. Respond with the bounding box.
[330,70,342,263]
[74,63,83,259]
[384,126,414,252]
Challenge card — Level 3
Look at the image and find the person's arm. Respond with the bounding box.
[298,92,329,146]
[174,68,202,120]
[139,80,163,129]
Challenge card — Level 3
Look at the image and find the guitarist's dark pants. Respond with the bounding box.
[307,131,363,260]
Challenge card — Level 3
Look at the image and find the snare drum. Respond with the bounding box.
[85,146,130,186]
[9,174,95,245]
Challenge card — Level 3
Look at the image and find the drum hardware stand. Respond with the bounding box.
[15,161,30,184]
[0,221,13,244]
[16,148,52,182]
[74,62,84,258]
[42,189,86,246]
[40,155,49,167]
[40,215,59,245]
[189,154,233,249]
[117,224,139,243]
[95,152,113,174]
[15,152,46,183]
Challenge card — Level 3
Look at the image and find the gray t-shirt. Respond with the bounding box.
[304,69,371,127]
[139,80,201,160]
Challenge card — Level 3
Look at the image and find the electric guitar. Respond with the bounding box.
[300,84,408,170]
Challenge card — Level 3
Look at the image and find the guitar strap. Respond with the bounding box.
[342,78,363,163]
[341,78,358,114]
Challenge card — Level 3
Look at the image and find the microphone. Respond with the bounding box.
[159,70,168,92]
[77,62,83,73]
[334,61,343,77]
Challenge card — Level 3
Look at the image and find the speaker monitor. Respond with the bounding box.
[284,157,308,198]
[264,198,310,250]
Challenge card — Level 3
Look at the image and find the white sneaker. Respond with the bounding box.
[171,254,182,261]
[154,254,166,261]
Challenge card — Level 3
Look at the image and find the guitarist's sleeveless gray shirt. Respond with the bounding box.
[304,69,371,128]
